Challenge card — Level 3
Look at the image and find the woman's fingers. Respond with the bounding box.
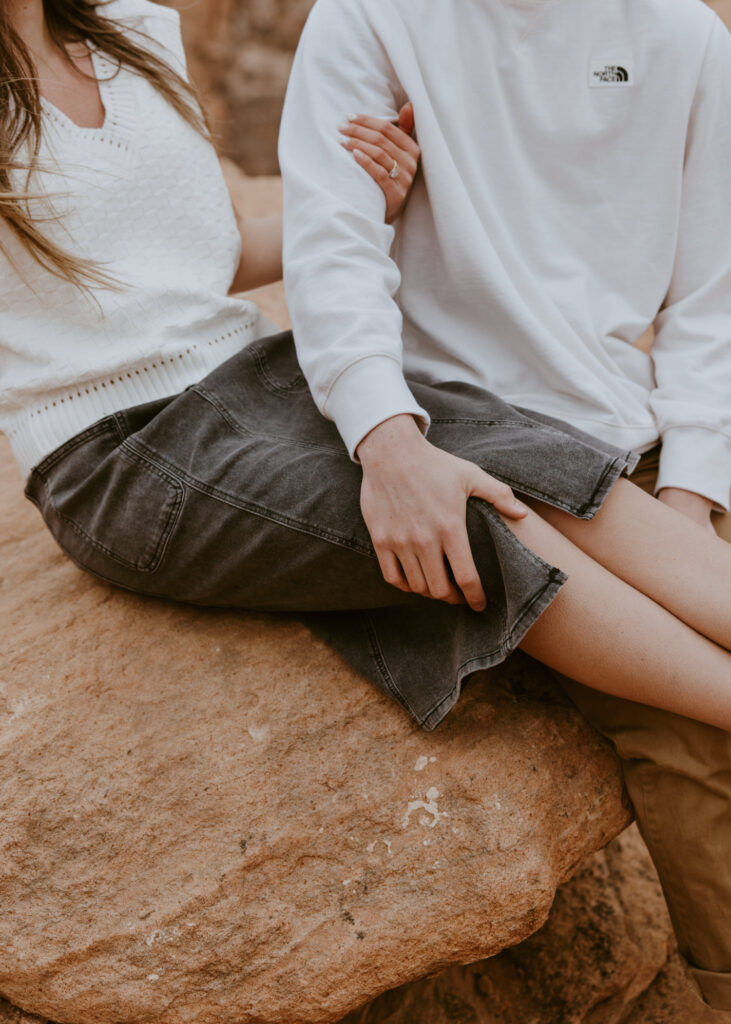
[348,137,403,176]
[339,111,421,224]
[350,148,407,225]
[397,101,415,137]
[339,115,420,170]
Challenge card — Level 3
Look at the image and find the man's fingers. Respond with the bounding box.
[397,551,430,597]
[417,544,465,605]
[444,535,487,612]
[376,549,412,592]
[470,470,529,520]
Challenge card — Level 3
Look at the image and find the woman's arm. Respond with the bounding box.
[230,104,421,293]
[230,215,283,294]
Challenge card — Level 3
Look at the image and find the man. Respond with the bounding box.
[278,0,731,1012]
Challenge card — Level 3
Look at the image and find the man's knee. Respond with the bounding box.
[559,675,731,773]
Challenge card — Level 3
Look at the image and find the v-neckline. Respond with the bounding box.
[40,48,112,134]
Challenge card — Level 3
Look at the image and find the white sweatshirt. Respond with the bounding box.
[280,0,731,509]
[0,0,275,479]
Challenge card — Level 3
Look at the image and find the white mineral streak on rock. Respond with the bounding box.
[0,429,636,1024]
[414,756,429,772]
[403,787,447,830]
[366,839,393,856]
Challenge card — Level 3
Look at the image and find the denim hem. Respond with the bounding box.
[419,565,568,732]
[579,449,641,519]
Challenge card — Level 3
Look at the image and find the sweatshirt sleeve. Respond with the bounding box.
[650,16,731,510]
[278,0,430,460]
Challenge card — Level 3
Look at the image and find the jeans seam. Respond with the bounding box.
[249,341,309,395]
[363,613,414,716]
[581,455,628,515]
[193,385,349,458]
[30,419,118,479]
[122,436,377,558]
[476,453,630,519]
[430,418,539,428]
[49,447,185,573]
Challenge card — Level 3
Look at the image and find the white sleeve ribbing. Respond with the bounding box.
[278,0,429,459]
[651,16,731,510]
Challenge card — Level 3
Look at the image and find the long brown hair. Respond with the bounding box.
[0,0,210,289]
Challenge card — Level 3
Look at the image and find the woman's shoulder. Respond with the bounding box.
[97,0,185,70]
[98,0,180,27]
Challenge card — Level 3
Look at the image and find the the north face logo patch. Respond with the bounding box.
[589,60,633,87]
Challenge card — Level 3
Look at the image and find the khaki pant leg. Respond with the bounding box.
[559,446,731,1011]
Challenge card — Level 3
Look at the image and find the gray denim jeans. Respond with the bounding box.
[25,331,638,730]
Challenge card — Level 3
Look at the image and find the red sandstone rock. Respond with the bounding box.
[0,423,631,1024]
[344,827,724,1024]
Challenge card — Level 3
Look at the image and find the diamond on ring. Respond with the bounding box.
[389,160,400,180]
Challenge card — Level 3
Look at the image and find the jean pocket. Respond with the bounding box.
[248,331,310,395]
[42,433,184,574]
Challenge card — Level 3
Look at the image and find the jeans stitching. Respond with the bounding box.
[50,446,184,572]
[249,341,309,395]
[363,613,414,716]
[122,436,377,558]
[31,419,118,478]
[430,418,539,427]
[193,385,349,458]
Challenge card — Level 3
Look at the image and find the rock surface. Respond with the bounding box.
[343,826,725,1024]
[1,420,633,1024]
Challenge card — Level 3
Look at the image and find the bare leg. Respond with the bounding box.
[500,507,731,731]
[525,478,731,649]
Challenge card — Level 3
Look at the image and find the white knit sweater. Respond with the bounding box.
[0,0,274,478]
[280,0,731,509]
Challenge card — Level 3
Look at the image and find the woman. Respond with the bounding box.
[2,0,729,729]
[2,0,730,1009]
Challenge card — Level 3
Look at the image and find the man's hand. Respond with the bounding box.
[356,415,529,611]
[657,487,715,533]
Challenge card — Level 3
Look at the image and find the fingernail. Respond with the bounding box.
[347,113,360,121]
[514,501,529,514]
[339,134,351,145]
[337,122,350,132]
[353,148,365,158]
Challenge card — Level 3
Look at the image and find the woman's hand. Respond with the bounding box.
[339,103,421,224]
[357,415,530,611]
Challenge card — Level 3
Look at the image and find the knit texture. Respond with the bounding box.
[0,0,272,478]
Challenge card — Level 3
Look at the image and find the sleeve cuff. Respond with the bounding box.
[323,356,431,461]
[655,427,731,511]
